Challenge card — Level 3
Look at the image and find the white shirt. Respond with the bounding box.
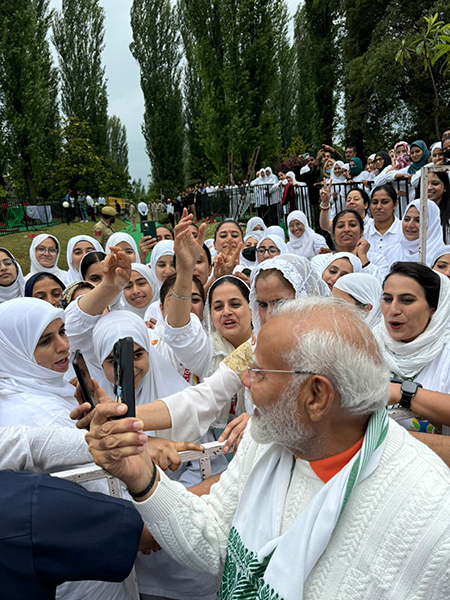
[86,195,94,207]
[97,196,106,205]
[364,217,402,254]
[138,201,149,216]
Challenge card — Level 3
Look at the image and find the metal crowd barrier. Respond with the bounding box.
[51,441,226,600]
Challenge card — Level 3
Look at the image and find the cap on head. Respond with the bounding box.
[102,206,117,217]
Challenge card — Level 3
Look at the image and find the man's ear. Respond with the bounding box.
[302,375,335,423]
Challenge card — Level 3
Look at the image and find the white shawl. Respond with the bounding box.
[0,248,25,303]
[27,234,66,282]
[65,235,103,285]
[334,273,382,328]
[122,263,160,319]
[286,210,316,259]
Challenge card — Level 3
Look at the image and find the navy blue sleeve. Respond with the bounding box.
[31,473,143,584]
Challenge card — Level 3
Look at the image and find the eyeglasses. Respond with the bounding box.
[36,246,58,255]
[0,259,14,268]
[257,247,280,256]
[246,365,315,382]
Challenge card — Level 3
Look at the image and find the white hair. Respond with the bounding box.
[273,297,390,416]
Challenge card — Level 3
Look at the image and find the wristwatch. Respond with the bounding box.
[399,380,422,409]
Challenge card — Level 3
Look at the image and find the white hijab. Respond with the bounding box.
[0,248,25,303]
[390,199,443,266]
[431,245,450,266]
[319,252,363,275]
[65,235,103,285]
[334,273,382,327]
[285,170,298,185]
[246,217,267,235]
[105,232,139,261]
[374,271,450,378]
[257,232,288,256]
[0,298,75,399]
[264,167,278,185]
[250,254,330,336]
[28,234,66,281]
[122,263,160,318]
[240,232,263,267]
[286,211,316,258]
[330,160,347,183]
[149,240,175,289]
[92,310,188,407]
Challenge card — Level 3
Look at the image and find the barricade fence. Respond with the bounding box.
[0,197,66,235]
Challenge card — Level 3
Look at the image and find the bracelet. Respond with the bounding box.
[129,460,157,498]
[362,261,370,268]
[172,290,191,301]
[320,203,330,211]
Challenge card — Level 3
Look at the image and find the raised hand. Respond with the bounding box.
[174,208,206,272]
[319,178,332,205]
[213,242,243,279]
[139,236,157,264]
[102,246,131,291]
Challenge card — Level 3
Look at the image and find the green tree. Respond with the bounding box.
[107,115,129,172]
[52,0,108,154]
[0,0,58,199]
[130,0,185,195]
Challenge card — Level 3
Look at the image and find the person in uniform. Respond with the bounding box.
[93,206,116,248]
[128,201,137,231]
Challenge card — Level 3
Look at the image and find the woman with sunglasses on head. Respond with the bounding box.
[25,234,67,283]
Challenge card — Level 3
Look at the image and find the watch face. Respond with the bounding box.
[401,380,417,395]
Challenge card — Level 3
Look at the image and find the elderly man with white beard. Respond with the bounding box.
[87,297,450,600]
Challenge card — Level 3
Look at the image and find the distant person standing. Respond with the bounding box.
[86,193,94,221]
[138,198,148,229]
[77,192,88,222]
[115,199,121,215]
[97,194,106,207]
[64,190,73,224]
[128,201,137,231]
[93,206,116,248]
[166,199,174,228]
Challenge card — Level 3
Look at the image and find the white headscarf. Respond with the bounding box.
[394,199,443,266]
[250,254,330,336]
[286,211,316,259]
[431,245,450,266]
[28,234,66,281]
[0,298,74,399]
[240,232,263,267]
[334,273,382,327]
[285,170,298,184]
[149,240,175,289]
[0,248,25,303]
[122,263,160,318]
[374,271,450,378]
[431,142,442,153]
[319,252,363,275]
[264,167,278,184]
[246,217,267,235]
[65,235,103,285]
[105,232,139,261]
[257,232,288,256]
[92,310,188,407]
[330,160,347,183]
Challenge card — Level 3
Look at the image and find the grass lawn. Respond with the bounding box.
[1,217,220,274]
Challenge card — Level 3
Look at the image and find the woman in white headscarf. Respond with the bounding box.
[286,210,328,258]
[332,273,382,327]
[105,232,139,262]
[374,262,450,434]
[384,199,444,267]
[0,248,25,302]
[432,245,450,278]
[25,234,67,283]
[312,251,363,292]
[245,216,267,235]
[149,240,175,291]
[250,169,269,217]
[122,263,159,318]
[256,229,288,264]
[0,298,127,600]
[65,235,103,285]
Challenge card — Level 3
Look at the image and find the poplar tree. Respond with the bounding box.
[107,115,129,172]
[52,0,108,155]
[130,0,185,193]
[0,0,57,198]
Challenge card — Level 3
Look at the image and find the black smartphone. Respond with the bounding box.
[141,220,157,239]
[72,350,96,410]
[113,337,136,418]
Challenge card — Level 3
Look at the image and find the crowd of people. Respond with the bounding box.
[1,132,450,599]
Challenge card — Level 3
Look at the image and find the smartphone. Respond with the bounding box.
[141,220,157,239]
[72,350,96,410]
[113,337,136,418]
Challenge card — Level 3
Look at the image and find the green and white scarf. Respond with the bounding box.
[219,409,389,600]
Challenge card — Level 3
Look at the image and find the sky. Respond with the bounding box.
[49,0,300,186]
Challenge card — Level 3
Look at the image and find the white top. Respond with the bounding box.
[364,217,403,254]
[134,419,450,598]
[138,201,149,216]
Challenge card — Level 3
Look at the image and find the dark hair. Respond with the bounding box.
[384,262,441,311]
[332,209,364,234]
[156,225,174,239]
[80,251,106,280]
[0,247,18,278]
[213,219,243,241]
[346,145,358,153]
[174,243,212,271]
[57,281,94,309]
[418,172,450,233]
[160,273,206,306]
[346,187,370,210]
[188,222,198,230]
[25,272,65,297]
[370,184,398,206]
[208,275,250,306]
